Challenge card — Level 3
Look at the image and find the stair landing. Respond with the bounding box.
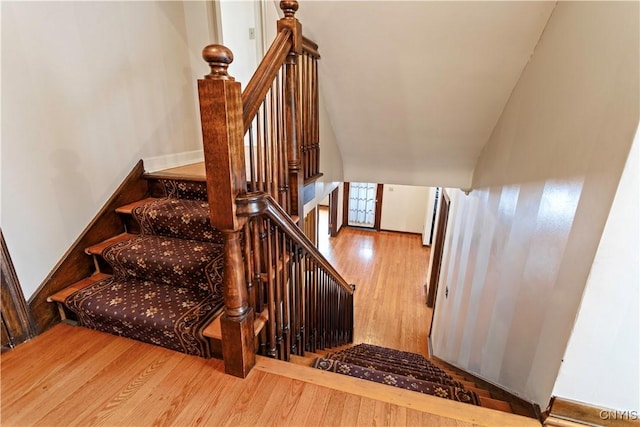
[145,162,206,181]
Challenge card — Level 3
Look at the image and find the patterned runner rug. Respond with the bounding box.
[65,180,224,357]
[312,344,480,405]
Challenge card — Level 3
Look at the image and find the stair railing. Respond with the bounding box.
[237,193,354,361]
[197,0,350,378]
[300,36,321,182]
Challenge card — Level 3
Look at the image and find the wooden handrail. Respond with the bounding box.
[302,36,320,58]
[236,192,354,296]
[242,29,292,133]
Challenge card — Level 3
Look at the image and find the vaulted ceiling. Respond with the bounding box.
[296,1,556,188]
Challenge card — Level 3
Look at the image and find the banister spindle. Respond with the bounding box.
[277,0,304,225]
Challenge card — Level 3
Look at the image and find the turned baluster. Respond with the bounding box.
[281,231,291,360]
[278,0,304,225]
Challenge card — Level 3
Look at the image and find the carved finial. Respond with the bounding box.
[202,44,234,80]
[280,0,298,18]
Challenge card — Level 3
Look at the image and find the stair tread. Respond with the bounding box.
[259,253,292,283]
[85,233,136,255]
[127,197,223,244]
[203,307,269,340]
[47,273,111,303]
[64,275,223,357]
[115,197,160,215]
[144,163,206,182]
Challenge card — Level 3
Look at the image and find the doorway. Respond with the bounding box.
[427,188,450,310]
[343,182,384,230]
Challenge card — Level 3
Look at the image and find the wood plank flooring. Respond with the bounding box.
[318,208,433,357]
[1,325,482,426]
[2,208,539,426]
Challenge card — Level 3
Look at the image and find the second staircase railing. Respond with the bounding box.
[197,0,354,378]
[238,193,354,360]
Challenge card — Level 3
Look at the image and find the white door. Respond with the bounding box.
[348,182,378,228]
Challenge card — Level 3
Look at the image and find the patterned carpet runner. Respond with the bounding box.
[312,344,480,405]
[65,181,224,357]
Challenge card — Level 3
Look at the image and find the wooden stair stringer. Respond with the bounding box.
[429,356,540,419]
[254,356,541,427]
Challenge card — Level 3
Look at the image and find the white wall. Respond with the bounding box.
[219,0,259,87]
[379,185,429,234]
[1,2,212,299]
[298,2,555,190]
[552,128,639,412]
[431,2,639,407]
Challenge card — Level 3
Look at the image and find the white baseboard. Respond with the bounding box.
[142,150,204,173]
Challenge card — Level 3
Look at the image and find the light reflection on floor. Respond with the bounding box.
[315,205,434,355]
[318,206,378,263]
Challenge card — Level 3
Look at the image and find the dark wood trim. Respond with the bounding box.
[304,207,318,246]
[303,172,323,186]
[432,355,540,420]
[373,183,384,231]
[28,160,148,333]
[1,229,38,349]
[329,186,339,237]
[342,182,383,231]
[427,189,450,308]
[379,229,422,236]
[343,182,350,228]
[544,397,637,426]
[302,36,320,58]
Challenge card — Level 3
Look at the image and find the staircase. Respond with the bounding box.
[305,343,516,414]
[48,163,354,369]
[40,6,523,418]
[48,177,226,358]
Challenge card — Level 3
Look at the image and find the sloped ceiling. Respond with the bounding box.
[296,1,556,188]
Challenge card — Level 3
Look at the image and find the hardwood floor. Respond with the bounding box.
[1,325,485,427]
[2,211,539,426]
[318,207,433,357]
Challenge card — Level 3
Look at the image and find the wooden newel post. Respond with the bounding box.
[199,44,247,231]
[219,228,255,378]
[198,45,255,378]
[278,1,304,226]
